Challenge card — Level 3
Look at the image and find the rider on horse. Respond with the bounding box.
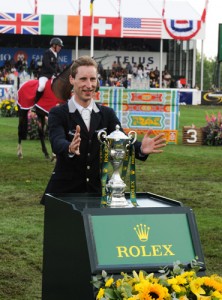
[35,37,64,103]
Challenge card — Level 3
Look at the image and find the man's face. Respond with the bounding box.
[70,66,98,105]
[55,45,62,53]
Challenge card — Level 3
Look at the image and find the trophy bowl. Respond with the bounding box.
[98,125,137,207]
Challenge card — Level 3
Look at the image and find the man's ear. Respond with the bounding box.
[69,75,74,85]
[95,79,100,92]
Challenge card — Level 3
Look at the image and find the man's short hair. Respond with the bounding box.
[70,56,98,78]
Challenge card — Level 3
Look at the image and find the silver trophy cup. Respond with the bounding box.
[98,125,137,207]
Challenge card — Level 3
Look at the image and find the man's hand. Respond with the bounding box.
[141,130,166,154]
[69,125,81,155]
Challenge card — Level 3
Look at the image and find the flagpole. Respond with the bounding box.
[90,0,94,58]
[118,0,121,18]
[34,0,38,14]
[160,0,166,88]
[192,40,197,88]
[200,39,204,90]
[199,0,208,91]
[75,0,81,59]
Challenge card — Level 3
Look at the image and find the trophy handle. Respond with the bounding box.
[128,130,137,144]
[97,130,108,145]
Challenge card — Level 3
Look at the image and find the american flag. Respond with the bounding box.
[0,13,39,35]
[122,18,162,38]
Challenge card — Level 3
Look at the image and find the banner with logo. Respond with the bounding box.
[201,91,222,105]
[0,47,72,68]
[83,206,205,273]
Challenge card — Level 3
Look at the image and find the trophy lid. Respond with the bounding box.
[106,125,130,141]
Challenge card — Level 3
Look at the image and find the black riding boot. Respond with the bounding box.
[34,91,44,103]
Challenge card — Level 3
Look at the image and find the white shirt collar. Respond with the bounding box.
[50,47,57,57]
[68,96,99,114]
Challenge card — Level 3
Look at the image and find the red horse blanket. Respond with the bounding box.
[17,79,65,113]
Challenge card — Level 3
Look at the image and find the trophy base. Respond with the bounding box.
[108,196,133,208]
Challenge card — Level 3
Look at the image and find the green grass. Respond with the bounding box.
[0,105,222,299]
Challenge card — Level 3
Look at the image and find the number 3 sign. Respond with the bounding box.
[182,126,203,146]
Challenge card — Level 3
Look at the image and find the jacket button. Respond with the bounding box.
[86,178,89,182]
[87,165,90,170]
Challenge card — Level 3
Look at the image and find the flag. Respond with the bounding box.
[0,12,39,34]
[161,1,207,40]
[83,16,121,37]
[90,0,94,16]
[162,19,204,40]
[40,15,80,36]
[122,18,162,39]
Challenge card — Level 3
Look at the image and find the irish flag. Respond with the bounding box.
[40,15,80,36]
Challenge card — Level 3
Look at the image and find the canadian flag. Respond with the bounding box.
[82,16,121,37]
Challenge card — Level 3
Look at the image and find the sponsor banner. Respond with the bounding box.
[0,48,166,71]
[76,49,167,70]
[0,84,17,100]
[201,91,222,105]
[0,47,72,68]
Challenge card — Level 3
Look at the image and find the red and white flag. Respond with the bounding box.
[82,16,121,37]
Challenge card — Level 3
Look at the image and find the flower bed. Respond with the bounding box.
[0,99,18,117]
[202,112,222,146]
[92,261,222,300]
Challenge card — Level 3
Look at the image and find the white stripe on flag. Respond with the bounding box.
[54,15,67,35]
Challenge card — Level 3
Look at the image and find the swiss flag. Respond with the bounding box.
[82,16,121,37]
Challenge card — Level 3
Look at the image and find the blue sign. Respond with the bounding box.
[0,47,72,68]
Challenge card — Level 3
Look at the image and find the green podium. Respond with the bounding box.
[42,193,205,300]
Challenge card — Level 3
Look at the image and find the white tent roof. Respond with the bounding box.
[1,0,205,19]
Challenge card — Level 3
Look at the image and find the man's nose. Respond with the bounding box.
[85,79,92,87]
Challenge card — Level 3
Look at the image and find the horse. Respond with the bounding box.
[17,64,73,159]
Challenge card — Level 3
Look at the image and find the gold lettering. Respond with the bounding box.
[140,245,151,256]
[129,246,140,257]
[116,245,175,258]
[151,245,162,256]
[130,181,136,198]
[162,245,175,256]
[116,246,130,258]
[104,151,109,162]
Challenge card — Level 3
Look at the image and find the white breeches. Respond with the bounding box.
[38,76,48,92]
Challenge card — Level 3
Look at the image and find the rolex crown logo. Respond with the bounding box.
[134,224,150,242]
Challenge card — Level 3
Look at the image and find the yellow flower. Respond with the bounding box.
[212,290,222,299]
[135,281,170,300]
[6,105,11,110]
[190,277,206,296]
[179,296,189,300]
[204,275,222,292]
[196,296,211,300]
[96,288,104,299]
[172,284,182,293]
[105,277,114,287]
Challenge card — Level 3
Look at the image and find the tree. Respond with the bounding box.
[195,52,217,90]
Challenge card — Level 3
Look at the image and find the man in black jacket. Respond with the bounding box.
[35,37,63,103]
[41,56,166,203]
